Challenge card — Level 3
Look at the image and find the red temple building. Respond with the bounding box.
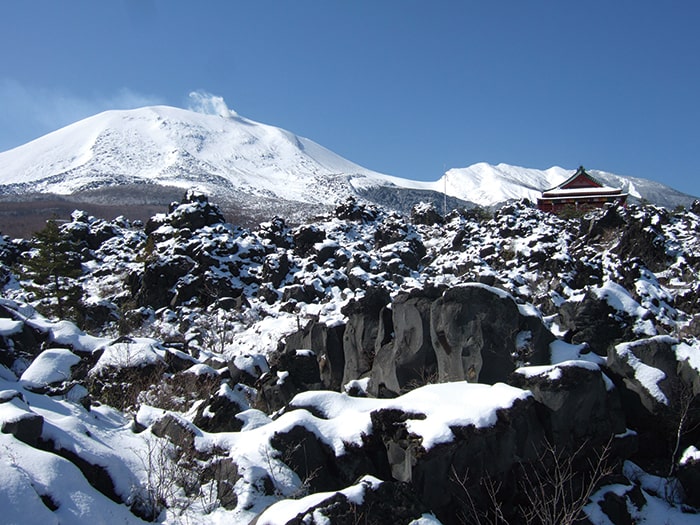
[537,166,628,214]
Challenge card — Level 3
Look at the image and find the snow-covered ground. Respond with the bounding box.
[2,195,700,524]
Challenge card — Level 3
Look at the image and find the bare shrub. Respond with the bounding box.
[87,363,164,412]
[137,371,221,412]
[451,439,615,525]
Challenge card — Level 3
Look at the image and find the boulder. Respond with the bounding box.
[607,336,680,415]
[430,284,520,384]
[613,215,668,272]
[1,410,44,446]
[411,202,444,225]
[292,225,325,255]
[168,191,226,230]
[228,353,269,386]
[256,349,323,413]
[369,287,441,397]
[677,451,700,508]
[334,197,380,223]
[261,251,291,288]
[370,395,543,525]
[340,288,391,387]
[595,482,647,525]
[282,320,346,391]
[193,383,251,433]
[253,476,428,525]
[136,256,194,308]
[510,362,627,451]
[151,414,197,450]
[558,292,634,356]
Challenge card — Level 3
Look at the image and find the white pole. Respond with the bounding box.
[443,165,447,216]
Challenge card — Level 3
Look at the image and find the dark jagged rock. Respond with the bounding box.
[606,336,700,469]
[1,409,44,446]
[614,216,669,273]
[256,477,428,525]
[580,204,627,241]
[136,256,194,308]
[281,284,323,304]
[340,288,391,387]
[262,251,291,288]
[256,349,323,413]
[370,286,441,396]
[430,284,549,384]
[510,363,627,451]
[209,458,240,510]
[168,191,226,230]
[607,336,681,415]
[282,320,346,391]
[292,224,325,255]
[558,292,635,355]
[334,197,380,223]
[410,202,444,225]
[597,485,645,525]
[269,424,345,493]
[257,216,291,249]
[151,413,198,450]
[370,397,543,525]
[193,383,250,433]
[677,456,700,508]
[228,353,269,387]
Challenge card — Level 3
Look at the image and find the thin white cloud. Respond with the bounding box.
[187,90,238,118]
[0,79,163,150]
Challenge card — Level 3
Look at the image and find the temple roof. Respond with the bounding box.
[541,166,623,198]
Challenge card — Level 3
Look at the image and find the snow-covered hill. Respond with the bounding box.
[431,162,696,209]
[0,104,397,203]
[0,102,695,214]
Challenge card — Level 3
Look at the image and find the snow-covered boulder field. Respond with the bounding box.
[2,193,700,524]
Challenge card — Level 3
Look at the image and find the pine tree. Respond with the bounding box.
[22,219,84,322]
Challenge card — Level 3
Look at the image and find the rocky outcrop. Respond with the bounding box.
[256,349,323,413]
[193,383,251,433]
[607,336,682,415]
[340,288,391,387]
[370,397,543,524]
[411,202,444,225]
[370,286,441,396]
[146,191,225,234]
[558,292,635,356]
[281,319,346,391]
[254,476,428,525]
[430,284,551,384]
[510,362,627,451]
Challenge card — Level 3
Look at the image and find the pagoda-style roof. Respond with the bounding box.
[538,166,627,213]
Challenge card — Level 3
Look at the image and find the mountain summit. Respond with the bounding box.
[0,104,394,201]
[0,103,695,223]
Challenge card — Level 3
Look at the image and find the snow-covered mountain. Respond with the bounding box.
[433,162,696,209]
[0,104,396,202]
[0,104,695,216]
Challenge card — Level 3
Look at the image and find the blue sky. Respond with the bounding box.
[1,1,699,197]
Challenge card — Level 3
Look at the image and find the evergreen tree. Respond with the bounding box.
[21,219,84,322]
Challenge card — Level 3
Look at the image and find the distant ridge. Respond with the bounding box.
[0,104,695,235]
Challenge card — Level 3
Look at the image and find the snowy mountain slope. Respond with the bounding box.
[0,105,396,203]
[0,103,695,214]
[429,163,697,208]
